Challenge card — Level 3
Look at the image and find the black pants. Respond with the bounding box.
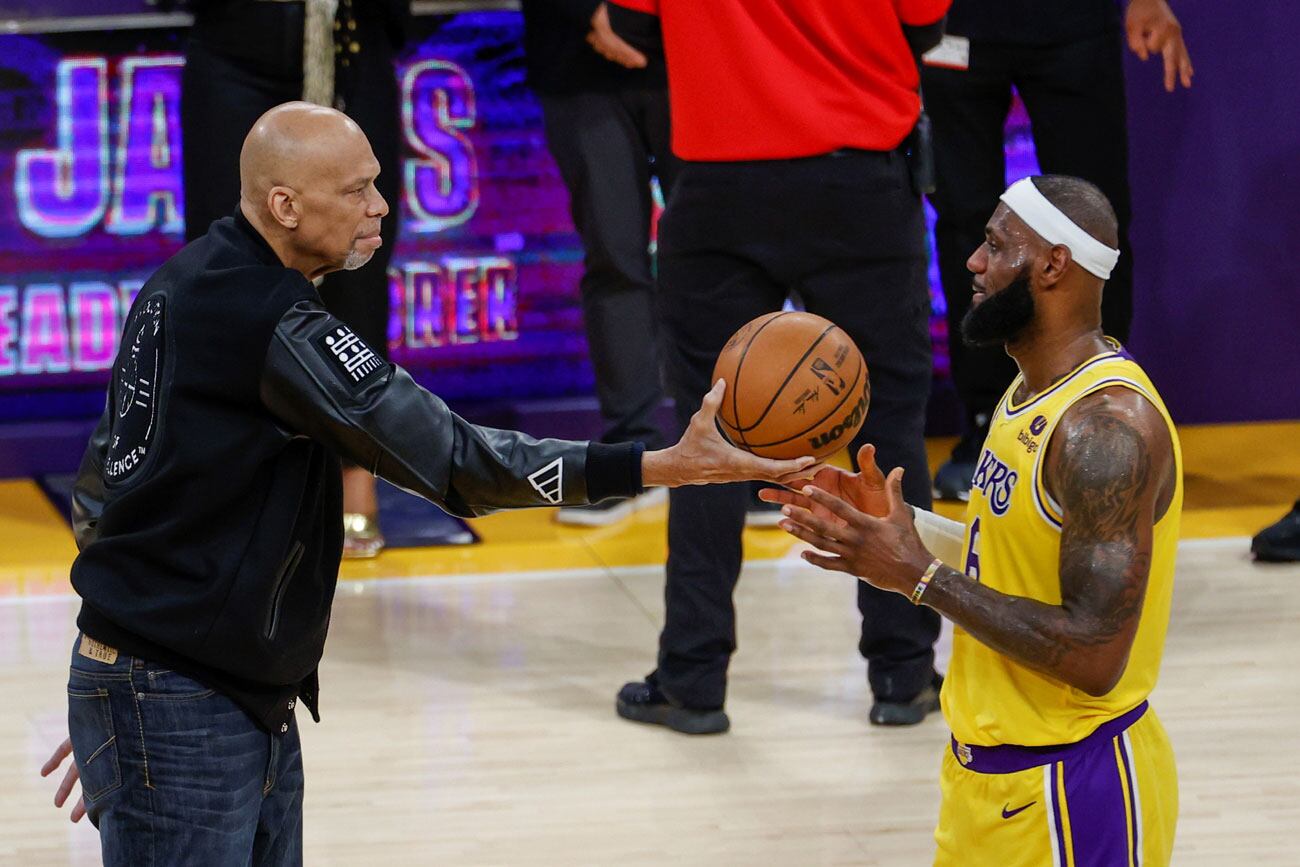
[540,88,676,449]
[180,38,401,358]
[924,29,1133,423]
[650,151,941,709]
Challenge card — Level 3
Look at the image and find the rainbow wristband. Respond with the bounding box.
[910,558,943,605]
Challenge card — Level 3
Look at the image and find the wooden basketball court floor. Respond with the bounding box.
[2,421,1298,865]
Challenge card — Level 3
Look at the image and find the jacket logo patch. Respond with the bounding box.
[316,325,386,388]
[106,295,165,484]
[528,458,564,505]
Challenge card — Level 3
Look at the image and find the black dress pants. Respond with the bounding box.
[923,28,1133,423]
[649,150,941,709]
[540,87,676,450]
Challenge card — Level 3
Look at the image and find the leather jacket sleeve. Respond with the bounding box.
[258,300,642,518]
[71,405,112,550]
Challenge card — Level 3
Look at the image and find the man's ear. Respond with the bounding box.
[267,186,300,229]
[1039,244,1073,289]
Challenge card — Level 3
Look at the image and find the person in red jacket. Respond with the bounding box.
[598,0,952,734]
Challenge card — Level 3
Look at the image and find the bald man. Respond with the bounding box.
[42,103,815,866]
[766,176,1183,864]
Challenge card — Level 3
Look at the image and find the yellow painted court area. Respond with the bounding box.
[2,421,1297,596]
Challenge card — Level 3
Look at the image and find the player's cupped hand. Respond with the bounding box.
[41,737,87,823]
[775,466,934,595]
[642,380,821,488]
[759,443,890,526]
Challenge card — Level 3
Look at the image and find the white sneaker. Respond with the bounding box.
[556,486,667,527]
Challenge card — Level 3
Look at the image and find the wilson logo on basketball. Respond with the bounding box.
[807,389,868,452]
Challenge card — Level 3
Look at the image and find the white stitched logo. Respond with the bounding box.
[527,458,564,505]
[323,326,385,383]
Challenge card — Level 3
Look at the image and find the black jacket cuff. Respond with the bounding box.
[585,441,644,503]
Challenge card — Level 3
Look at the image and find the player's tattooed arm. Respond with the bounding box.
[923,388,1174,695]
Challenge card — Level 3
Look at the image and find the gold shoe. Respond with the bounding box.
[342,512,385,559]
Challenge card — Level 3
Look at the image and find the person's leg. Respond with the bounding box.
[933,748,1058,866]
[67,637,277,865]
[617,163,786,730]
[252,717,306,866]
[1128,709,1179,866]
[793,151,941,719]
[1014,29,1134,341]
[922,46,1019,499]
[541,89,667,452]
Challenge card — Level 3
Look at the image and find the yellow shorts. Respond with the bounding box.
[934,703,1177,866]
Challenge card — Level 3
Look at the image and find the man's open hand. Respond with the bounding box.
[642,380,820,489]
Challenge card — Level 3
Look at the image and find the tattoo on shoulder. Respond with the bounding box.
[1050,398,1156,657]
[1057,400,1152,542]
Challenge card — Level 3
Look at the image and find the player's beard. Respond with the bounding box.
[961,273,1036,347]
[342,245,374,272]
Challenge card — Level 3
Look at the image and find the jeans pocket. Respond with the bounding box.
[67,686,122,802]
[140,668,216,701]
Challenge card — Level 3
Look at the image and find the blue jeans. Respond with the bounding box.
[66,634,304,866]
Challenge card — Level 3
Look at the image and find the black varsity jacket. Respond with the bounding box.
[69,210,642,732]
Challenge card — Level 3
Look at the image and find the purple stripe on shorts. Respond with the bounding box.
[951,701,1148,775]
[1061,732,1131,866]
[1051,761,1070,866]
[1117,733,1141,866]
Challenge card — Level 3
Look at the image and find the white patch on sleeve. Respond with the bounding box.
[527,458,564,504]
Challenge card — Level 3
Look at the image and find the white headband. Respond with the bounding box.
[999,178,1120,280]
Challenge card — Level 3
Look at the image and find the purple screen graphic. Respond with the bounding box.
[0,12,1038,418]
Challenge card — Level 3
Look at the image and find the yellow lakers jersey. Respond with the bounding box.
[941,341,1183,747]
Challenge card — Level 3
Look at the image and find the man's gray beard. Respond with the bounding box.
[342,247,374,271]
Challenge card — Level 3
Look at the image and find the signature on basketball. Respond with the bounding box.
[793,388,820,415]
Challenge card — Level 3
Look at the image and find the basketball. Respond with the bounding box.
[711,311,869,460]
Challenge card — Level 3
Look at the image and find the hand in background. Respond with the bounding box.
[1126,0,1193,91]
[587,3,648,69]
[41,737,87,823]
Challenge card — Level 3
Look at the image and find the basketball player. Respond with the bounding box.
[765,175,1181,864]
[39,102,816,866]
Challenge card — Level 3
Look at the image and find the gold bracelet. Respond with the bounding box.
[910,558,943,605]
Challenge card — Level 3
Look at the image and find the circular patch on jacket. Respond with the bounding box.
[105,295,165,484]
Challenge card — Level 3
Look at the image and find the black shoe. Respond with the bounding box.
[1252,500,1300,562]
[932,459,975,502]
[870,672,943,727]
[745,483,783,528]
[616,681,730,735]
[934,415,989,502]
